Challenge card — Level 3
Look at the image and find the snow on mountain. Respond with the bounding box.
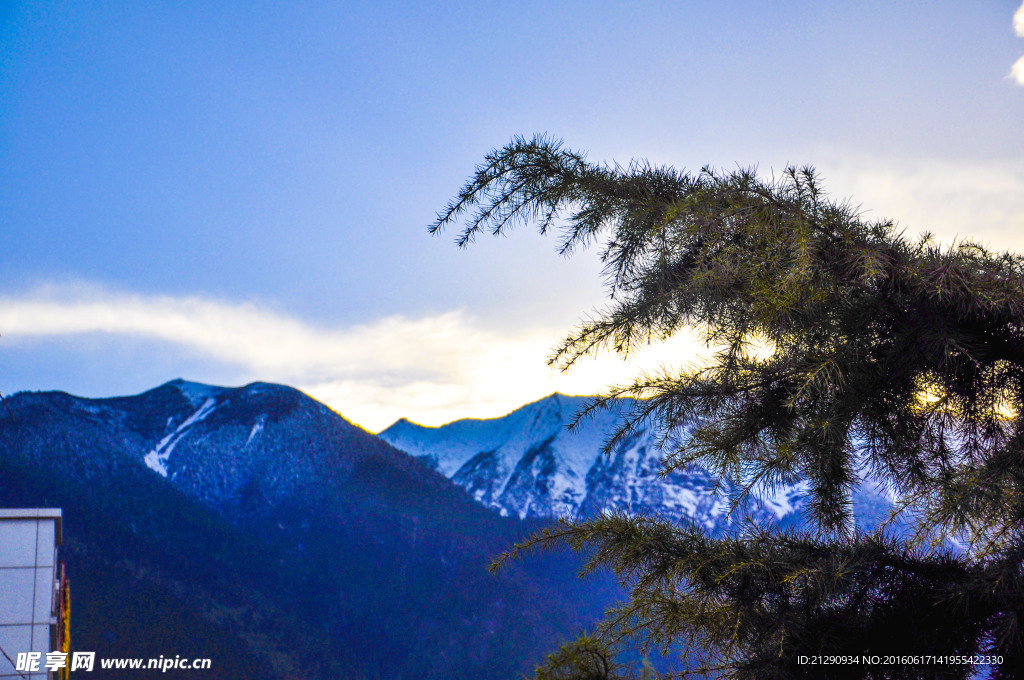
[380,393,800,528]
[382,394,634,518]
[53,378,382,515]
[143,395,219,476]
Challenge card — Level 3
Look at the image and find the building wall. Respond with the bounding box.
[0,509,62,680]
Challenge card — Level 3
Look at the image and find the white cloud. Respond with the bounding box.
[0,286,709,431]
[9,158,1020,432]
[1015,1,1024,37]
[809,152,1024,251]
[1012,54,1024,86]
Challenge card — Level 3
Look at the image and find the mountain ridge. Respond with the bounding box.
[381,391,888,532]
[0,378,896,678]
[1,380,616,679]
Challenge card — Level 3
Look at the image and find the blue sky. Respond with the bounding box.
[2,1,1024,430]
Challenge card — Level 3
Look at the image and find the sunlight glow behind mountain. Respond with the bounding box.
[0,286,709,430]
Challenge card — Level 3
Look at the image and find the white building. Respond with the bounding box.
[0,509,68,680]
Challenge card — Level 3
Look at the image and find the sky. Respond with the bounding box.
[2,1,1024,432]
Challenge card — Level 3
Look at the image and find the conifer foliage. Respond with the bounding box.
[432,136,1024,679]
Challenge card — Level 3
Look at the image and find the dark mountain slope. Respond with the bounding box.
[0,381,617,680]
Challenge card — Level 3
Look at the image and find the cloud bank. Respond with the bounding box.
[812,153,1024,251]
[1013,55,1024,85]
[5,156,1021,431]
[0,287,706,431]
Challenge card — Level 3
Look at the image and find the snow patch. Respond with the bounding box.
[143,397,218,477]
[661,485,700,516]
[756,481,808,519]
[245,415,266,446]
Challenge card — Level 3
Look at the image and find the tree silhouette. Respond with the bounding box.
[432,136,1024,679]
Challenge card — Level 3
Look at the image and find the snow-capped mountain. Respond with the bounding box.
[380,393,808,530]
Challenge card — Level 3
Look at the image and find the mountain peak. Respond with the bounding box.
[536,392,572,407]
[165,379,223,406]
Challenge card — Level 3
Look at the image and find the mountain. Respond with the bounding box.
[380,393,891,532]
[0,381,617,680]
[0,380,897,679]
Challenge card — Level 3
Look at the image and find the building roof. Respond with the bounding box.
[0,508,62,544]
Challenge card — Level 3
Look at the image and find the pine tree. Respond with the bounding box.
[431,136,1024,679]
